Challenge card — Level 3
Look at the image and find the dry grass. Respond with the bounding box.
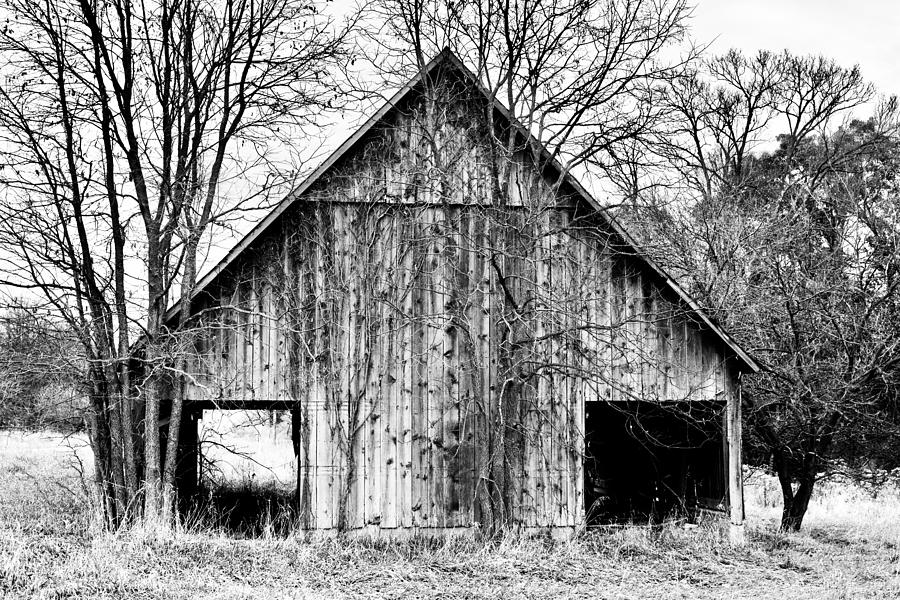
[2,429,899,599]
[745,469,900,542]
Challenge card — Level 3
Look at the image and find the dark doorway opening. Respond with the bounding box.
[583,401,726,525]
[176,408,300,536]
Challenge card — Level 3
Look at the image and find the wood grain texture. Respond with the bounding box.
[177,97,745,532]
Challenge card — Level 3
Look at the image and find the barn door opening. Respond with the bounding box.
[583,401,726,525]
[189,408,298,535]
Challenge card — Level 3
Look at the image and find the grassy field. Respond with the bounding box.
[2,429,899,599]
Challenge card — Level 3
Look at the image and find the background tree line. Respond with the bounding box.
[0,0,897,533]
[0,305,83,430]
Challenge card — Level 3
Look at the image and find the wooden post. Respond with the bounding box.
[727,371,745,544]
[291,406,303,508]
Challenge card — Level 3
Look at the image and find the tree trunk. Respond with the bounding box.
[143,342,164,520]
[770,413,838,532]
[103,372,128,522]
[84,404,114,527]
[780,476,814,531]
[162,233,203,520]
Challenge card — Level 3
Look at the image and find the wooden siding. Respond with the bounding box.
[183,199,734,531]
[178,89,737,531]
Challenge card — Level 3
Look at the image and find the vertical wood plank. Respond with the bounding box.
[549,207,569,527]
[249,276,260,401]
[314,204,332,529]
[264,285,274,402]
[411,207,428,527]
[296,218,314,528]
[233,284,246,402]
[377,205,397,529]
[727,365,745,543]
[476,207,492,527]
[624,270,641,403]
[344,204,363,531]
[428,206,445,529]
[441,206,462,527]
[456,207,476,527]
[398,212,414,528]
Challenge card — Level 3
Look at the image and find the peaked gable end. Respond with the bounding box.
[173,49,758,373]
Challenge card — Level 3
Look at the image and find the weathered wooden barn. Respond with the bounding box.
[165,50,758,538]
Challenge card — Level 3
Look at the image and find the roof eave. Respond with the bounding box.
[161,49,455,325]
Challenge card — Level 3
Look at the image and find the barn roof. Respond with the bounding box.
[171,49,760,374]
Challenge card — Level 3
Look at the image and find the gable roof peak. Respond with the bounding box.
[165,49,759,373]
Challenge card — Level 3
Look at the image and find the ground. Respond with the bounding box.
[1,428,899,599]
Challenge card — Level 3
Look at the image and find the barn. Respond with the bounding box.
[162,49,758,540]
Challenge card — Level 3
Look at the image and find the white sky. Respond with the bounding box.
[690,0,900,98]
[197,0,900,280]
[9,0,897,312]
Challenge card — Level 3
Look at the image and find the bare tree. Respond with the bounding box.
[621,49,900,530]
[370,0,693,190]
[0,0,355,525]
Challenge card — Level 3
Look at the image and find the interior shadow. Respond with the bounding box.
[583,401,727,526]
[185,482,299,537]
